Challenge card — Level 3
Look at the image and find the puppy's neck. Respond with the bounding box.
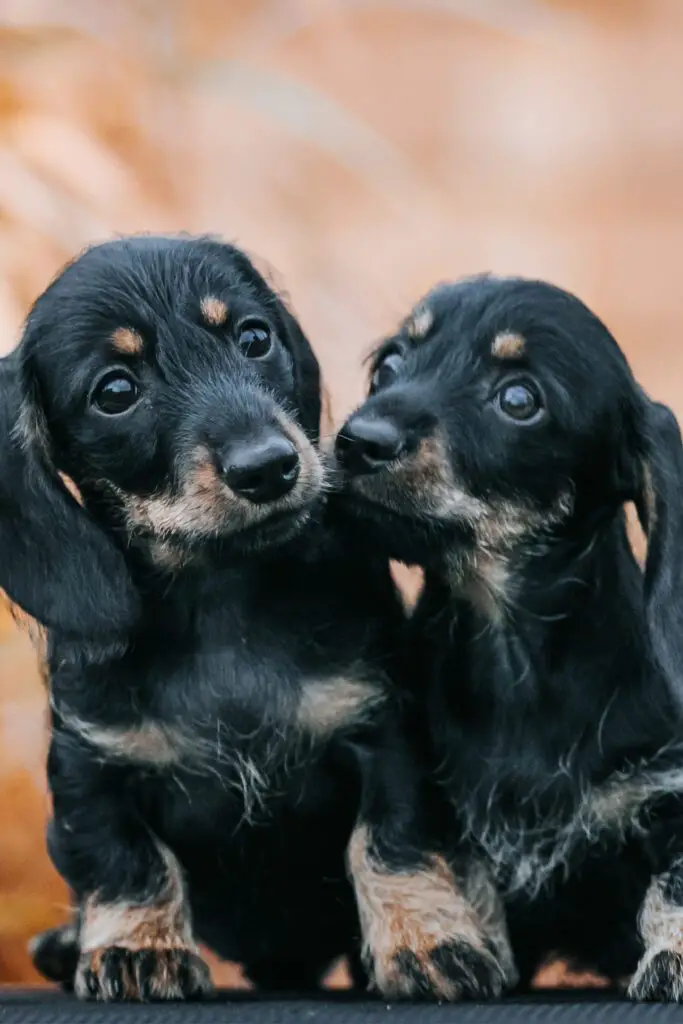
[444,505,634,633]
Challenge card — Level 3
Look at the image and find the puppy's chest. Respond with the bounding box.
[55,641,386,808]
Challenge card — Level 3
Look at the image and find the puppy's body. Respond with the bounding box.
[48,533,398,988]
[3,236,479,1002]
[413,522,676,987]
[335,275,683,1000]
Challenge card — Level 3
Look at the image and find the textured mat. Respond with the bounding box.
[0,990,678,1023]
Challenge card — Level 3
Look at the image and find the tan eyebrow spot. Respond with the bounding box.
[491,331,526,360]
[200,296,228,327]
[406,306,434,341]
[111,327,143,355]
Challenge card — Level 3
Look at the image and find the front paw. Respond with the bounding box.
[629,949,683,1002]
[74,946,213,1002]
[372,938,509,1002]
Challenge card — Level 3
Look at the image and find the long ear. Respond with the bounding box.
[634,400,683,689]
[0,355,139,639]
[277,304,321,442]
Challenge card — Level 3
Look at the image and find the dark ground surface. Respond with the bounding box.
[0,990,679,1023]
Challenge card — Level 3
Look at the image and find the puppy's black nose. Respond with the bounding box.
[336,416,406,475]
[221,434,300,503]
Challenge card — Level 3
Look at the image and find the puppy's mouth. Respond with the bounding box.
[334,454,575,567]
[327,453,477,564]
[223,500,318,552]
[332,434,486,527]
[116,427,326,555]
[344,479,475,530]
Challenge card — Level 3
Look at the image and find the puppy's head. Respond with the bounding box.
[335,275,665,571]
[0,235,323,635]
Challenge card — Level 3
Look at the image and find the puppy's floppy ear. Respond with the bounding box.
[277,304,321,442]
[0,355,139,639]
[633,399,683,689]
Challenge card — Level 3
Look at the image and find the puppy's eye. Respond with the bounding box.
[496,381,543,423]
[91,371,140,415]
[237,319,272,359]
[371,351,404,393]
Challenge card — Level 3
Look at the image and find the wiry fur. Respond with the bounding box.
[0,235,459,1002]
[333,273,683,1001]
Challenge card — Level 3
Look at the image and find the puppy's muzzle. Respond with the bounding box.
[220,432,300,504]
[336,415,407,476]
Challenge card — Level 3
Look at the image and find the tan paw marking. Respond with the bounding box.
[347,825,516,1000]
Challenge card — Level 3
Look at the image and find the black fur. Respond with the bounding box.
[0,235,451,1002]
[334,274,683,1001]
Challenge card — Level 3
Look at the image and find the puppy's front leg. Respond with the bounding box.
[629,854,683,1002]
[347,725,517,1000]
[47,741,212,1002]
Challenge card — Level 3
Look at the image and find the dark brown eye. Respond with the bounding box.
[371,351,404,393]
[91,371,139,415]
[496,381,543,423]
[237,319,272,359]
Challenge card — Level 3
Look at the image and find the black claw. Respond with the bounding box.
[392,949,436,998]
[77,947,211,1003]
[100,947,123,999]
[134,949,158,1001]
[390,939,505,1001]
[432,941,502,999]
[84,968,100,998]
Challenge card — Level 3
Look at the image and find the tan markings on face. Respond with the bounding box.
[491,332,526,360]
[76,842,212,1000]
[115,415,325,544]
[111,327,143,356]
[117,446,230,539]
[628,867,683,1000]
[351,434,486,524]
[406,305,434,341]
[351,420,574,621]
[347,824,517,999]
[200,296,228,327]
[297,678,386,737]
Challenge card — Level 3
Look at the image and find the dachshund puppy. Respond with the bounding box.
[0,236,478,1002]
[334,274,683,1001]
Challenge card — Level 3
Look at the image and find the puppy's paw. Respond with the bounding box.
[74,946,213,1002]
[29,924,79,988]
[628,949,683,1002]
[376,937,509,1001]
[349,827,517,1002]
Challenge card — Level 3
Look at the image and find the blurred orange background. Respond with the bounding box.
[0,0,682,989]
